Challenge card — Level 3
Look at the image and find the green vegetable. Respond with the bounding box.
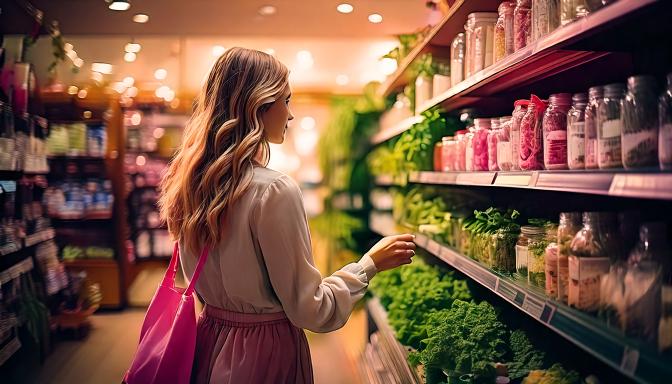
[507,330,546,380]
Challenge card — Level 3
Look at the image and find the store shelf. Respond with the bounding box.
[0,257,34,285]
[366,298,422,384]
[406,170,672,200]
[374,174,408,187]
[369,212,672,384]
[370,116,424,145]
[0,243,22,257]
[416,0,659,114]
[51,215,114,225]
[24,228,56,248]
[378,0,502,97]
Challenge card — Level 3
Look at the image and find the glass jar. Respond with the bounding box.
[511,99,529,171]
[567,93,588,169]
[434,141,444,171]
[532,0,561,42]
[455,130,468,171]
[514,0,532,51]
[660,73,672,170]
[585,86,603,169]
[621,75,659,169]
[441,136,456,172]
[465,127,476,171]
[557,212,582,304]
[529,223,556,289]
[0,101,16,171]
[465,19,475,79]
[451,33,466,86]
[545,242,559,297]
[597,83,626,169]
[498,116,513,170]
[516,225,546,281]
[493,227,520,273]
[569,212,615,311]
[495,1,516,62]
[628,222,672,283]
[472,118,491,171]
[560,0,581,25]
[470,13,499,74]
[543,93,572,170]
[520,95,548,170]
[488,118,502,171]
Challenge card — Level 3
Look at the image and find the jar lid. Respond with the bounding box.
[521,225,546,235]
[442,136,455,141]
[468,12,499,20]
[604,83,626,96]
[474,118,491,128]
[572,93,588,104]
[549,93,572,105]
[499,1,515,12]
[627,75,657,90]
[500,116,512,124]
[588,86,604,97]
[514,99,530,107]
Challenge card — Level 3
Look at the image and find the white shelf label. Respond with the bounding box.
[522,295,545,320]
[620,347,639,375]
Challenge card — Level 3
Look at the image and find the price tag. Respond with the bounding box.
[522,295,545,320]
[426,239,441,255]
[610,174,672,200]
[496,279,520,303]
[620,347,639,375]
[494,173,532,186]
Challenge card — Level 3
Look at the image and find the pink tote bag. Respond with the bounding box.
[124,243,209,384]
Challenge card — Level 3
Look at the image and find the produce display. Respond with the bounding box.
[370,260,580,384]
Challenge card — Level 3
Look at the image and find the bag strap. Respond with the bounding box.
[162,242,210,296]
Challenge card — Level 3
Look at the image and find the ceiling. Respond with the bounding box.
[2,0,436,38]
[1,0,441,94]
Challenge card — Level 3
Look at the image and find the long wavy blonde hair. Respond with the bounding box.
[159,47,289,256]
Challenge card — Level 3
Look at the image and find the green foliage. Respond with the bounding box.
[507,330,546,380]
[462,207,521,235]
[309,210,364,250]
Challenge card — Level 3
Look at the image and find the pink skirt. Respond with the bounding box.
[192,305,314,384]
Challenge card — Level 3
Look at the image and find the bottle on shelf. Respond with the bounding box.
[0,100,15,171]
[495,1,515,63]
[585,86,604,169]
[510,99,529,171]
[622,75,659,169]
[567,93,588,170]
[451,33,466,86]
[488,117,502,171]
[519,95,547,171]
[597,83,626,169]
[513,0,532,51]
[543,93,572,170]
[497,116,513,171]
[532,0,561,42]
[472,118,491,171]
[659,73,672,170]
[516,225,545,282]
[557,212,582,304]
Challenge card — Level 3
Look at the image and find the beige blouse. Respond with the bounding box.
[179,167,377,333]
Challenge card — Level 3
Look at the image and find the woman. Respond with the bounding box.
[159,47,416,384]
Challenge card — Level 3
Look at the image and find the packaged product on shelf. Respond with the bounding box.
[451,33,466,86]
[585,86,604,169]
[569,212,616,312]
[543,93,572,170]
[441,137,456,172]
[532,0,560,42]
[434,141,444,171]
[514,0,532,51]
[545,242,559,297]
[493,227,519,273]
[46,123,69,156]
[495,1,516,62]
[660,285,672,352]
[529,222,556,289]
[67,123,87,156]
[465,17,475,78]
[621,75,659,169]
[465,127,476,171]
[0,101,16,171]
[516,225,545,281]
[432,61,451,98]
[454,129,468,171]
[519,95,548,170]
[511,99,529,170]
[488,118,501,171]
[87,123,107,158]
[560,0,582,25]
[567,93,588,169]
[660,73,672,170]
[472,118,491,171]
[497,116,513,171]
[557,212,582,304]
[597,83,626,169]
[471,13,498,73]
[415,75,433,110]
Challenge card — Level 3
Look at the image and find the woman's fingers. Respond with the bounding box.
[395,234,415,242]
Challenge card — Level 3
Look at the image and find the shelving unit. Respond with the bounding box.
[405,170,672,200]
[370,116,424,145]
[369,212,672,384]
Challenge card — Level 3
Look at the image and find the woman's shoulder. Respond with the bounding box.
[252,167,300,197]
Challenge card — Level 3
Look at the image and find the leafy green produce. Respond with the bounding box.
[410,300,508,384]
[522,363,581,384]
[507,330,546,380]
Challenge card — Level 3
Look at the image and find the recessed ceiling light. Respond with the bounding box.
[132,13,149,23]
[336,3,353,14]
[154,68,167,80]
[122,76,135,87]
[92,62,113,74]
[336,74,349,86]
[125,42,141,53]
[124,52,137,62]
[212,45,226,57]
[67,86,78,95]
[258,5,277,16]
[108,0,130,11]
[368,13,383,23]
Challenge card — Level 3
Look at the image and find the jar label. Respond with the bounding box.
[497,141,512,168]
[622,129,658,166]
[568,256,610,311]
[585,138,598,167]
[569,122,585,165]
[602,119,622,138]
[515,245,528,269]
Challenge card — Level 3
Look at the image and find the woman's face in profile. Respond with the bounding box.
[262,84,294,144]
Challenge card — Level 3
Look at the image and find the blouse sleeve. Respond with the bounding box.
[251,175,377,333]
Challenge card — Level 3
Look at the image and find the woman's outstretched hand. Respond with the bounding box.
[365,234,416,272]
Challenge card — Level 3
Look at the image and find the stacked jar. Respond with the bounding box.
[532,0,561,42]
[519,95,548,170]
[584,86,603,169]
[488,118,502,171]
[516,225,545,281]
[441,136,456,172]
[511,99,529,170]
[567,93,588,169]
[465,127,476,171]
[469,13,499,75]
[661,73,672,170]
[543,93,572,170]
[472,118,491,171]
[514,0,532,51]
[560,0,585,25]
[451,33,466,86]
[622,75,659,169]
[498,116,513,171]
[495,1,515,63]
[556,212,582,304]
[597,83,626,169]
[454,130,469,171]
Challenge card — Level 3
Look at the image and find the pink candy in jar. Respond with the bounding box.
[497,116,513,171]
[454,130,468,171]
[519,94,548,170]
[472,118,491,171]
[514,0,532,51]
[543,93,572,170]
[441,137,456,172]
[488,118,502,171]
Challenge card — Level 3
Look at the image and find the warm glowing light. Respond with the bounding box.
[336,3,353,14]
[67,86,78,95]
[124,52,137,62]
[135,155,147,166]
[112,82,127,93]
[380,57,398,75]
[258,5,277,16]
[125,42,141,53]
[83,110,92,119]
[336,74,349,86]
[108,0,130,11]
[64,43,73,52]
[122,76,135,87]
[368,13,383,23]
[127,86,139,97]
[92,62,113,74]
[130,112,142,126]
[133,13,149,23]
[154,68,167,80]
[212,45,226,57]
[155,85,170,99]
[296,50,314,70]
[77,89,88,99]
[300,116,316,131]
[264,48,276,55]
[153,128,165,139]
[164,89,175,102]
[74,58,84,67]
[92,72,104,83]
